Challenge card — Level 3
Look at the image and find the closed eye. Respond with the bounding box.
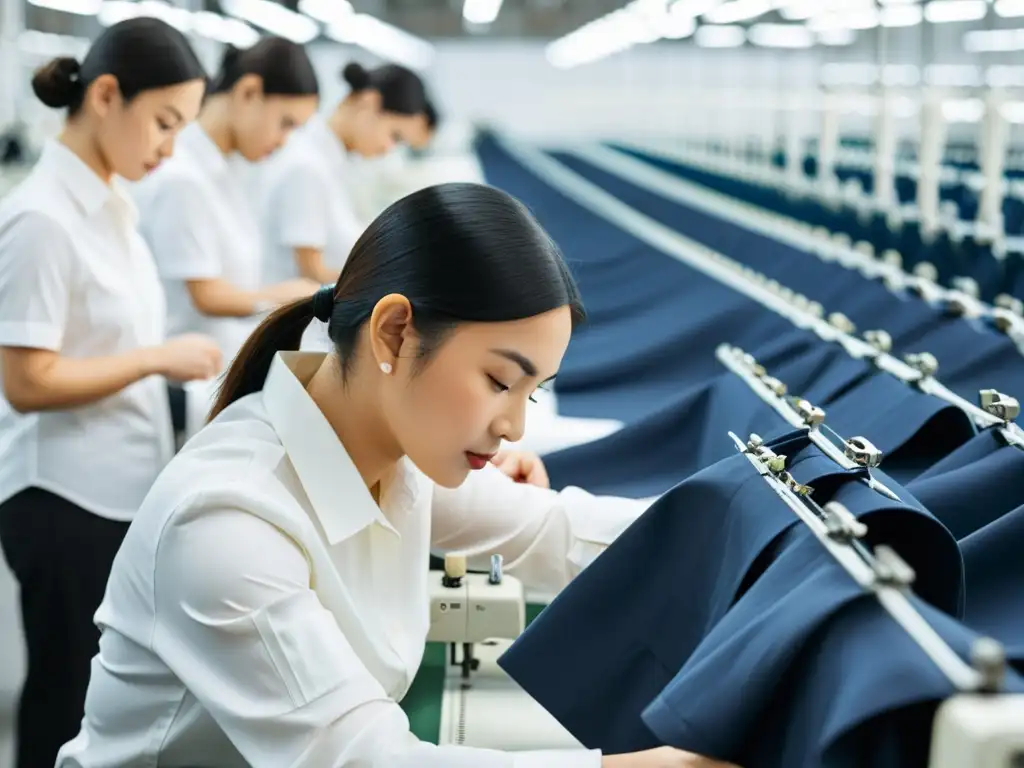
[488,375,543,404]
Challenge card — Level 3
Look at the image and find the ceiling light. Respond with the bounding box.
[941,98,985,123]
[298,0,353,24]
[747,22,814,47]
[27,0,101,15]
[463,0,503,25]
[326,14,435,70]
[809,8,879,29]
[192,10,260,46]
[704,0,773,24]
[926,63,983,86]
[220,0,319,43]
[964,27,1024,50]
[924,0,988,23]
[695,24,746,46]
[995,0,1024,18]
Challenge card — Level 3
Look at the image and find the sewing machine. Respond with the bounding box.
[427,553,525,680]
[930,694,1024,767]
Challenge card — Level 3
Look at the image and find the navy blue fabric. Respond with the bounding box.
[641,528,1024,768]
[498,439,961,755]
[543,148,1024,400]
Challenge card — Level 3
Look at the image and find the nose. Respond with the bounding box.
[158,136,176,159]
[494,397,527,445]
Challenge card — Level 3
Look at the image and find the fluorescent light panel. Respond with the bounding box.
[747,22,814,47]
[924,0,988,23]
[695,23,745,46]
[880,4,924,26]
[704,0,773,24]
[220,0,319,44]
[463,0,503,25]
[995,0,1024,18]
[326,14,435,70]
[27,0,101,15]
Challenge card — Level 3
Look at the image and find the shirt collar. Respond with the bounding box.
[39,139,113,218]
[262,351,405,545]
[177,123,231,177]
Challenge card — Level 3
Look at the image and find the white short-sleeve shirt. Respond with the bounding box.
[133,123,263,360]
[58,351,648,767]
[259,115,366,285]
[0,140,174,521]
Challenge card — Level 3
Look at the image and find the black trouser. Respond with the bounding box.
[0,488,130,768]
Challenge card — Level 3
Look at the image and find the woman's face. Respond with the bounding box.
[376,304,573,488]
[92,77,206,182]
[348,99,428,158]
[232,79,319,162]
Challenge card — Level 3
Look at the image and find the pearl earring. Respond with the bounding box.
[380,362,393,375]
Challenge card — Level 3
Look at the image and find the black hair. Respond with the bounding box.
[423,98,439,130]
[211,182,585,418]
[31,17,206,117]
[208,36,319,97]
[342,62,428,116]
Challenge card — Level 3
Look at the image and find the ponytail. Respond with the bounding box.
[208,296,316,420]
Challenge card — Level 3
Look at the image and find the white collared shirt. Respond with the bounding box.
[133,123,263,360]
[258,115,366,285]
[0,140,174,521]
[58,351,646,767]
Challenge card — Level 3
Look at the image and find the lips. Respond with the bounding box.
[465,451,496,470]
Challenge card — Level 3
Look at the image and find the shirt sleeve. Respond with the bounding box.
[0,210,73,350]
[144,172,223,281]
[152,500,601,768]
[431,464,651,597]
[271,162,331,251]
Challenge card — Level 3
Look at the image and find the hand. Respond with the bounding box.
[150,334,222,382]
[262,278,321,305]
[491,450,550,488]
[602,747,742,768]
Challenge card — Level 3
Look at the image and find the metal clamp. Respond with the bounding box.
[828,312,857,335]
[844,436,884,468]
[913,261,939,282]
[863,329,893,355]
[994,294,1024,317]
[979,389,1021,423]
[822,501,868,542]
[741,352,766,377]
[760,375,788,396]
[990,307,1023,334]
[950,276,980,299]
[904,351,939,380]
[971,637,1007,694]
[795,398,826,427]
[880,249,903,269]
[871,545,917,588]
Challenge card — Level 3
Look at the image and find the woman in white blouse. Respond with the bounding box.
[133,36,321,363]
[0,19,222,768]
[58,183,738,768]
[259,62,435,287]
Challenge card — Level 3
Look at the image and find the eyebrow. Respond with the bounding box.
[491,348,537,378]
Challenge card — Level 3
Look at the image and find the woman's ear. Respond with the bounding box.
[356,88,383,113]
[369,294,413,369]
[87,74,121,118]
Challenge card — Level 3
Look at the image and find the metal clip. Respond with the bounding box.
[844,436,883,468]
[881,249,903,269]
[904,352,939,380]
[760,375,788,397]
[765,279,781,294]
[806,301,825,319]
[746,433,765,451]
[779,471,813,496]
[944,292,975,318]
[741,353,766,377]
[990,307,1023,334]
[979,389,1021,422]
[863,329,893,355]
[994,294,1024,316]
[871,545,916,588]
[912,262,939,282]
[854,241,875,258]
[821,502,867,542]
[489,554,504,585]
[795,399,826,427]
[828,312,856,335]
[765,453,787,474]
[970,637,1007,694]
[792,294,810,311]
[951,276,980,299]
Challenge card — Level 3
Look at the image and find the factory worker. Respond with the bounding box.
[133,37,321,363]
[0,19,221,768]
[259,62,432,287]
[57,183,738,768]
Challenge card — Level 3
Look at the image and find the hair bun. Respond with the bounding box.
[341,62,370,91]
[31,57,82,109]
